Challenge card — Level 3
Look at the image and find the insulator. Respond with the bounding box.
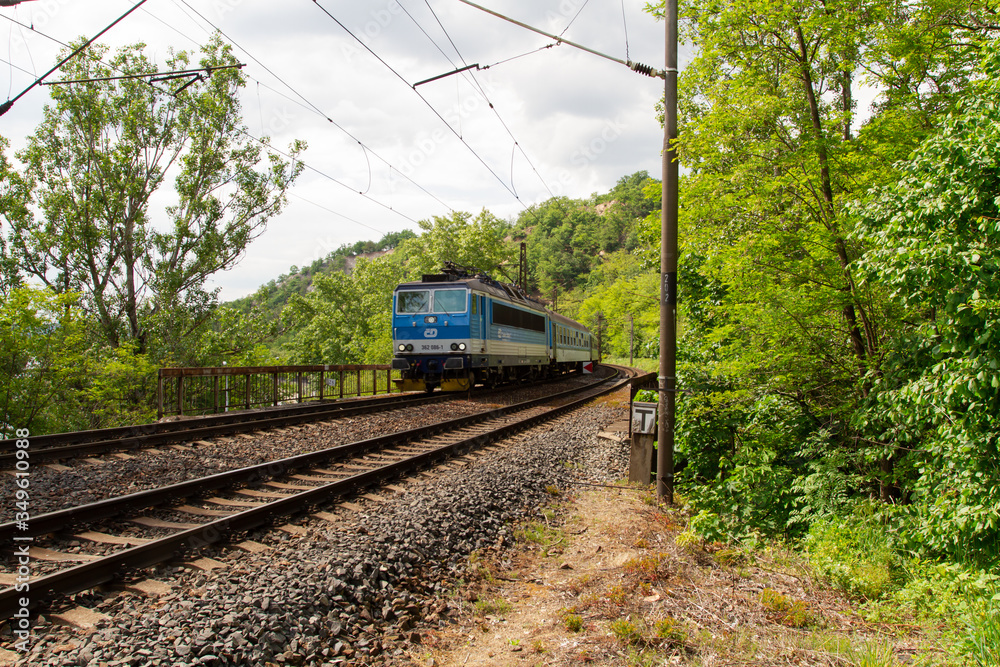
[629,61,655,77]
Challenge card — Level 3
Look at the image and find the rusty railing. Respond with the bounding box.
[157,364,400,418]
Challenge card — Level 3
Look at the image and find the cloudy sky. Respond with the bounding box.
[1,0,673,300]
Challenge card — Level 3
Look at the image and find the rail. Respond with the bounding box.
[157,364,401,419]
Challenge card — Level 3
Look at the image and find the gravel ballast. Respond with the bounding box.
[7,397,629,666]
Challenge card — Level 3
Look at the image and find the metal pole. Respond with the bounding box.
[629,314,634,367]
[658,0,678,504]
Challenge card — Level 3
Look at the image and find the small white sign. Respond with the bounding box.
[631,401,657,435]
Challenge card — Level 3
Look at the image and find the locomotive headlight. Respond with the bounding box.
[398,344,406,352]
[458,343,467,351]
[406,344,414,351]
[450,343,459,351]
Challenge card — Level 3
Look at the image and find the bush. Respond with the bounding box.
[803,506,900,601]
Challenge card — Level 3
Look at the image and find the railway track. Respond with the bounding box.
[0,365,631,620]
[0,372,586,468]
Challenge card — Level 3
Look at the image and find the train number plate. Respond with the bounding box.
[419,344,445,351]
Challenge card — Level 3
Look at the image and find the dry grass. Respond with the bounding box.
[398,486,942,667]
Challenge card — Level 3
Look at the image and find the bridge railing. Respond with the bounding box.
[157,364,400,418]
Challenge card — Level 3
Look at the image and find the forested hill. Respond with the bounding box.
[225,170,662,362]
[225,230,416,325]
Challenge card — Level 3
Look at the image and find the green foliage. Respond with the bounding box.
[396,209,514,278]
[7,36,304,353]
[84,343,159,428]
[968,594,1000,667]
[610,618,644,646]
[472,596,512,617]
[803,507,900,600]
[852,41,1000,565]
[227,229,416,326]
[653,617,687,646]
[515,171,658,298]
[562,613,583,633]
[284,257,407,364]
[0,287,86,436]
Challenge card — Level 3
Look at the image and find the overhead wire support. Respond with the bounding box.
[0,0,150,117]
[40,64,245,86]
[396,0,555,198]
[413,63,480,88]
[310,0,524,205]
[456,0,666,79]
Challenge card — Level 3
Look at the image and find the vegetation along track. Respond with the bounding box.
[0,365,630,620]
[0,373,587,468]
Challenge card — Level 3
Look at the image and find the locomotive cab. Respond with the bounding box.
[392,281,474,392]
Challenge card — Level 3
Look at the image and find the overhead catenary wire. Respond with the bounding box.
[456,0,666,78]
[560,0,592,36]
[174,0,454,214]
[407,0,555,199]
[0,0,150,117]
[0,10,421,233]
[310,0,529,208]
[620,0,630,61]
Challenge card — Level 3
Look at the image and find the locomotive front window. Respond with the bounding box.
[432,289,467,314]
[397,290,430,313]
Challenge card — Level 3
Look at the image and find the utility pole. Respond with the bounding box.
[627,313,635,367]
[518,242,527,292]
[658,0,679,504]
[596,312,605,363]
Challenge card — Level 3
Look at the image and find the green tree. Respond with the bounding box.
[7,35,305,355]
[284,257,407,365]
[0,137,30,296]
[637,0,999,535]
[852,42,1000,563]
[395,210,514,278]
[0,287,86,437]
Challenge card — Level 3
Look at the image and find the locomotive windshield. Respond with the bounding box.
[396,288,467,314]
[432,289,467,314]
[397,290,430,313]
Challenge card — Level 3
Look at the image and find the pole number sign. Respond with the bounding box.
[631,401,657,435]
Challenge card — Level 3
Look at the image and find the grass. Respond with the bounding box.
[515,520,564,556]
[473,596,512,617]
[610,618,645,646]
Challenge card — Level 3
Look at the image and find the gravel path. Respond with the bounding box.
[5,394,629,666]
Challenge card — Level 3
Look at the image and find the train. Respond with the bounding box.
[391,263,599,392]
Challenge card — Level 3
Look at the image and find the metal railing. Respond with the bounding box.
[157,364,401,418]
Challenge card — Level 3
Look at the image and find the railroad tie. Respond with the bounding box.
[234,540,271,553]
[122,579,174,597]
[234,488,290,499]
[204,497,266,508]
[75,531,151,546]
[186,557,226,571]
[29,547,102,563]
[50,607,111,630]
[131,517,203,530]
[290,474,341,483]
[173,505,232,517]
[264,481,314,490]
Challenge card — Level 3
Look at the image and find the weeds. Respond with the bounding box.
[653,617,687,646]
[610,618,644,646]
[515,520,564,556]
[760,588,814,628]
[623,552,670,582]
[473,596,512,617]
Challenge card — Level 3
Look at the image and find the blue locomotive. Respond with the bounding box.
[391,264,598,392]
